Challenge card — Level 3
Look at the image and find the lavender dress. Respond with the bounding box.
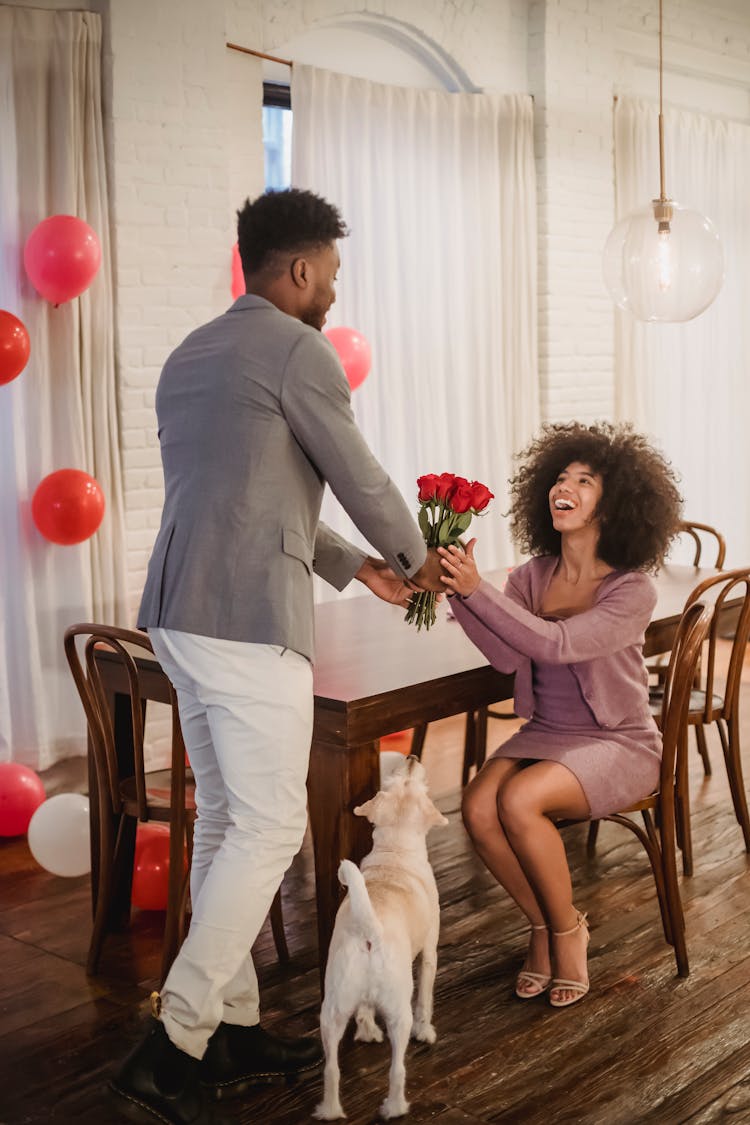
[490,626,661,819]
[452,558,664,819]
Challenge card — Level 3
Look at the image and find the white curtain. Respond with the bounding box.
[613,96,750,567]
[0,7,128,768]
[291,64,538,597]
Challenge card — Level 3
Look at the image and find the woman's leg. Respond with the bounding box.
[463,758,547,922]
[496,761,591,1004]
[462,758,551,990]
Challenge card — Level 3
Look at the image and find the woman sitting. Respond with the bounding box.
[439,421,682,1008]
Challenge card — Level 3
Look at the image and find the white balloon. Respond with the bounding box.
[27,792,91,877]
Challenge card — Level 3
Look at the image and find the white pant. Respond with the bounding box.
[149,628,313,1059]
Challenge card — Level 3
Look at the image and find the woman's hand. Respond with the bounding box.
[438,539,480,598]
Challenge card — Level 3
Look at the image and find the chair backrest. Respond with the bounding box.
[683,568,750,722]
[677,520,726,568]
[658,601,714,801]
[64,623,182,821]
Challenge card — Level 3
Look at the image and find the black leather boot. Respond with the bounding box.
[110,1018,227,1124]
[201,1022,323,1100]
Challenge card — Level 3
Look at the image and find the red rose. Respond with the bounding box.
[417,473,440,502]
[470,481,494,512]
[434,472,456,502]
[448,477,474,514]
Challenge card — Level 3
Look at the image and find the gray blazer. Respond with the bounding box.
[137,295,426,661]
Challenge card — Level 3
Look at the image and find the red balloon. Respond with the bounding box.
[324,327,372,390]
[0,762,46,837]
[24,215,101,305]
[31,469,105,545]
[132,823,186,911]
[0,310,31,385]
[231,243,245,300]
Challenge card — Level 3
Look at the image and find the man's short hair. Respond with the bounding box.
[237,188,348,276]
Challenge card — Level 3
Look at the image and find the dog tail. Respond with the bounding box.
[338,859,383,951]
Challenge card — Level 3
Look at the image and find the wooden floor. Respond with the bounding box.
[3,652,750,1124]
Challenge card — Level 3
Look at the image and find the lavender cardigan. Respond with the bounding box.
[451,555,657,729]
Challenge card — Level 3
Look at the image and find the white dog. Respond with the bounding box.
[314,756,448,1121]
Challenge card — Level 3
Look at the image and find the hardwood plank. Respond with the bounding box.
[1,640,750,1124]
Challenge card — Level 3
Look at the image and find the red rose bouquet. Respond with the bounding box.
[405,472,495,631]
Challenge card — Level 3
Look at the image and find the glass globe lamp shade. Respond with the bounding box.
[603,200,724,322]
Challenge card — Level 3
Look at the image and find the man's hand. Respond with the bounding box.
[409,548,445,592]
[355,558,414,608]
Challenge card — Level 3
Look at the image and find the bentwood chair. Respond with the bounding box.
[647,520,726,691]
[64,624,288,981]
[676,520,726,569]
[648,568,750,874]
[584,601,713,976]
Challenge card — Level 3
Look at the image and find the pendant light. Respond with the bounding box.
[602,0,724,322]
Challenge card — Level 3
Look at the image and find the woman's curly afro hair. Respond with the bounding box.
[509,421,683,572]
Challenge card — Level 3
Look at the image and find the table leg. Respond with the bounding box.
[307,739,380,988]
[93,688,139,929]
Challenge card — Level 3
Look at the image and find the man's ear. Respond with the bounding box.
[290,256,308,289]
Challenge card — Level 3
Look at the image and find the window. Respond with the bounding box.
[263,83,292,190]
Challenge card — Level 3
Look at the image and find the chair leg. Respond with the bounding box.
[410,723,428,761]
[640,810,673,946]
[676,728,694,877]
[86,812,121,976]
[605,811,673,948]
[694,724,712,776]
[586,820,600,856]
[474,707,488,772]
[659,814,689,977]
[720,715,750,852]
[461,712,476,788]
[269,887,289,963]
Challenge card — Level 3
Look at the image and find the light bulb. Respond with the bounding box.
[656,228,672,292]
[654,199,673,293]
[603,200,724,322]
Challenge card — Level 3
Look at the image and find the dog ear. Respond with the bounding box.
[354,794,382,821]
[421,796,449,828]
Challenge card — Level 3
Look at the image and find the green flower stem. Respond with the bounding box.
[406,500,477,631]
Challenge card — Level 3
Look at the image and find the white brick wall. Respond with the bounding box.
[530,0,617,424]
[92,0,750,616]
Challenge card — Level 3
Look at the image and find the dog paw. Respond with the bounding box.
[380,1094,410,1119]
[411,1019,437,1044]
[314,1100,346,1120]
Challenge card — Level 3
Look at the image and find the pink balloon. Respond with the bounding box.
[231,243,245,300]
[0,310,30,385]
[32,469,105,545]
[24,215,101,305]
[324,327,372,391]
[0,762,46,837]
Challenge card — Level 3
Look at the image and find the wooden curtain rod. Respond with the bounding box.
[226,42,293,68]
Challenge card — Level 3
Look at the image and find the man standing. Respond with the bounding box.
[111,189,441,1124]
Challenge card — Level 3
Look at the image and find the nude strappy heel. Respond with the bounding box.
[549,911,590,1008]
[515,923,552,999]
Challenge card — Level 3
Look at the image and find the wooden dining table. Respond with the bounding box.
[92,563,738,980]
